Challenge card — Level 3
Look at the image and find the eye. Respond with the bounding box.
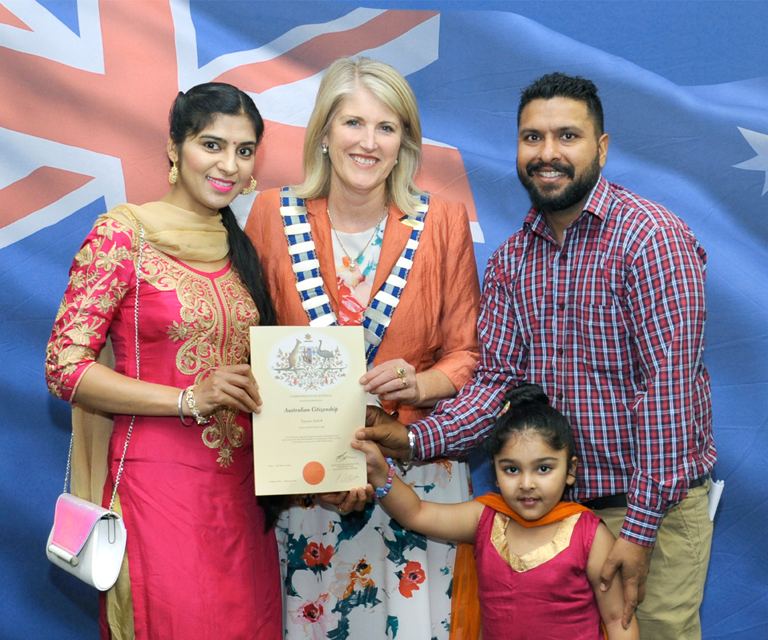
[523,133,540,142]
[344,118,359,127]
[502,465,518,474]
[562,132,577,141]
[238,147,254,158]
[380,124,397,133]
[537,465,551,473]
[203,140,220,151]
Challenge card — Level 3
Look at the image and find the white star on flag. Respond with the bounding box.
[734,127,768,195]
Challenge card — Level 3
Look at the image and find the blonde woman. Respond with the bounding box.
[245,57,480,639]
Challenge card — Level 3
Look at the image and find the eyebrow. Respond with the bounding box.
[518,125,584,136]
[497,457,560,464]
[199,134,256,146]
[338,113,398,126]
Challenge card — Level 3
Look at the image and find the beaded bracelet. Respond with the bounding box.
[184,385,210,425]
[374,458,396,499]
[178,388,194,426]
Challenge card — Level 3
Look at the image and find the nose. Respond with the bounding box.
[359,126,377,152]
[521,471,536,490]
[218,148,238,174]
[539,136,560,164]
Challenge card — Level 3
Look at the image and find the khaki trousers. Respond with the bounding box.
[596,482,713,640]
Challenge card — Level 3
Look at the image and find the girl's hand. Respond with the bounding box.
[193,364,262,415]
[351,439,391,488]
[360,359,421,405]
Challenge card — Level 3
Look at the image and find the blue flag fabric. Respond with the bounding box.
[1,2,766,638]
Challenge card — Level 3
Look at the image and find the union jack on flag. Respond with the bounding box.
[0,0,482,251]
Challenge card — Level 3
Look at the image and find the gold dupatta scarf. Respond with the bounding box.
[69,202,229,639]
[449,494,592,640]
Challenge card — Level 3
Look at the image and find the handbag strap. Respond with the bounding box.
[63,221,146,514]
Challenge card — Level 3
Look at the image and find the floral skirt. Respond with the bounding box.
[277,459,471,640]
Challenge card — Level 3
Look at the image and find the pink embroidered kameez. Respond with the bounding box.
[46,212,281,640]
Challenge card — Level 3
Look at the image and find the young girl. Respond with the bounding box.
[353,384,640,640]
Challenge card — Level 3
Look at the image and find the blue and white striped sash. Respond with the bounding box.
[279,186,428,365]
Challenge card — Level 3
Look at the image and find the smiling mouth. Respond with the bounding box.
[208,177,235,192]
[527,161,574,180]
[351,154,378,166]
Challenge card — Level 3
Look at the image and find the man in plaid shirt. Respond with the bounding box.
[361,73,715,639]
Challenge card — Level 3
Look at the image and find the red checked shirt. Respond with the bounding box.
[412,176,716,546]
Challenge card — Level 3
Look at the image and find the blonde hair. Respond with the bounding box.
[294,57,425,215]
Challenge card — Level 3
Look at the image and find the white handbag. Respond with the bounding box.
[46,493,127,591]
[46,221,146,591]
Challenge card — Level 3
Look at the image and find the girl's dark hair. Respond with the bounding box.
[168,82,276,329]
[170,83,284,528]
[489,383,576,462]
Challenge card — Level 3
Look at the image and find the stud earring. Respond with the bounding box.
[168,162,178,185]
[321,143,329,155]
[241,176,258,196]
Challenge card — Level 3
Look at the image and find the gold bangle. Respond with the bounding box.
[184,385,209,425]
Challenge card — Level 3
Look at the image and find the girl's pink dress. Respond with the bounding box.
[46,215,281,639]
[474,506,603,640]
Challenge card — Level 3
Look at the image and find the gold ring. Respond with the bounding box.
[401,378,408,388]
[395,366,406,379]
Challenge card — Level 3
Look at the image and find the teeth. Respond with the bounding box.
[539,171,563,178]
[352,155,377,166]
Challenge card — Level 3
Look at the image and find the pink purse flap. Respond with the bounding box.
[50,493,112,557]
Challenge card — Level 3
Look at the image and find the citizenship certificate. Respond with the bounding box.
[250,326,367,495]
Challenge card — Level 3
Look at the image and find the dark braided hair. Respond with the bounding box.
[169,83,285,528]
[488,383,576,463]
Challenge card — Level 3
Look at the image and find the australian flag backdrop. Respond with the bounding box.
[1,1,767,638]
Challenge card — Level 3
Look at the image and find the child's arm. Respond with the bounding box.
[586,522,640,640]
[352,440,483,543]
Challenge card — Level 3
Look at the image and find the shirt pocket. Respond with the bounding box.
[573,301,631,376]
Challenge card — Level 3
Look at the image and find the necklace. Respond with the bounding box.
[327,204,388,271]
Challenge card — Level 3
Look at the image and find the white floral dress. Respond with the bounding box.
[277,221,471,640]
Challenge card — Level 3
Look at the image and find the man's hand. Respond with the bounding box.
[356,406,411,460]
[317,486,373,513]
[599,536,653,628]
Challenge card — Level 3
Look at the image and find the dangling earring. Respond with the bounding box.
[241,176,257,196]
[321,143,329,155]
[168,162,178,185]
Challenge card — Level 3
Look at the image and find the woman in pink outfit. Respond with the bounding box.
[45,83,281,639]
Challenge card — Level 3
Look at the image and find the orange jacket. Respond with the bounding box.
[245,188,481,424]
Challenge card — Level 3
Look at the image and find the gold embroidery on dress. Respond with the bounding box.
[46,217,257,467]
[491,512,581,572]
[139,246,258,467]
[45,221,132,399]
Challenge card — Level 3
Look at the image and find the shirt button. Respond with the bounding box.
[558,302,566,310]
[557,392,564,400]
[557,347,564,355]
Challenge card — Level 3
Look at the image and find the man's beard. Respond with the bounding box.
[518,156,601,213]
